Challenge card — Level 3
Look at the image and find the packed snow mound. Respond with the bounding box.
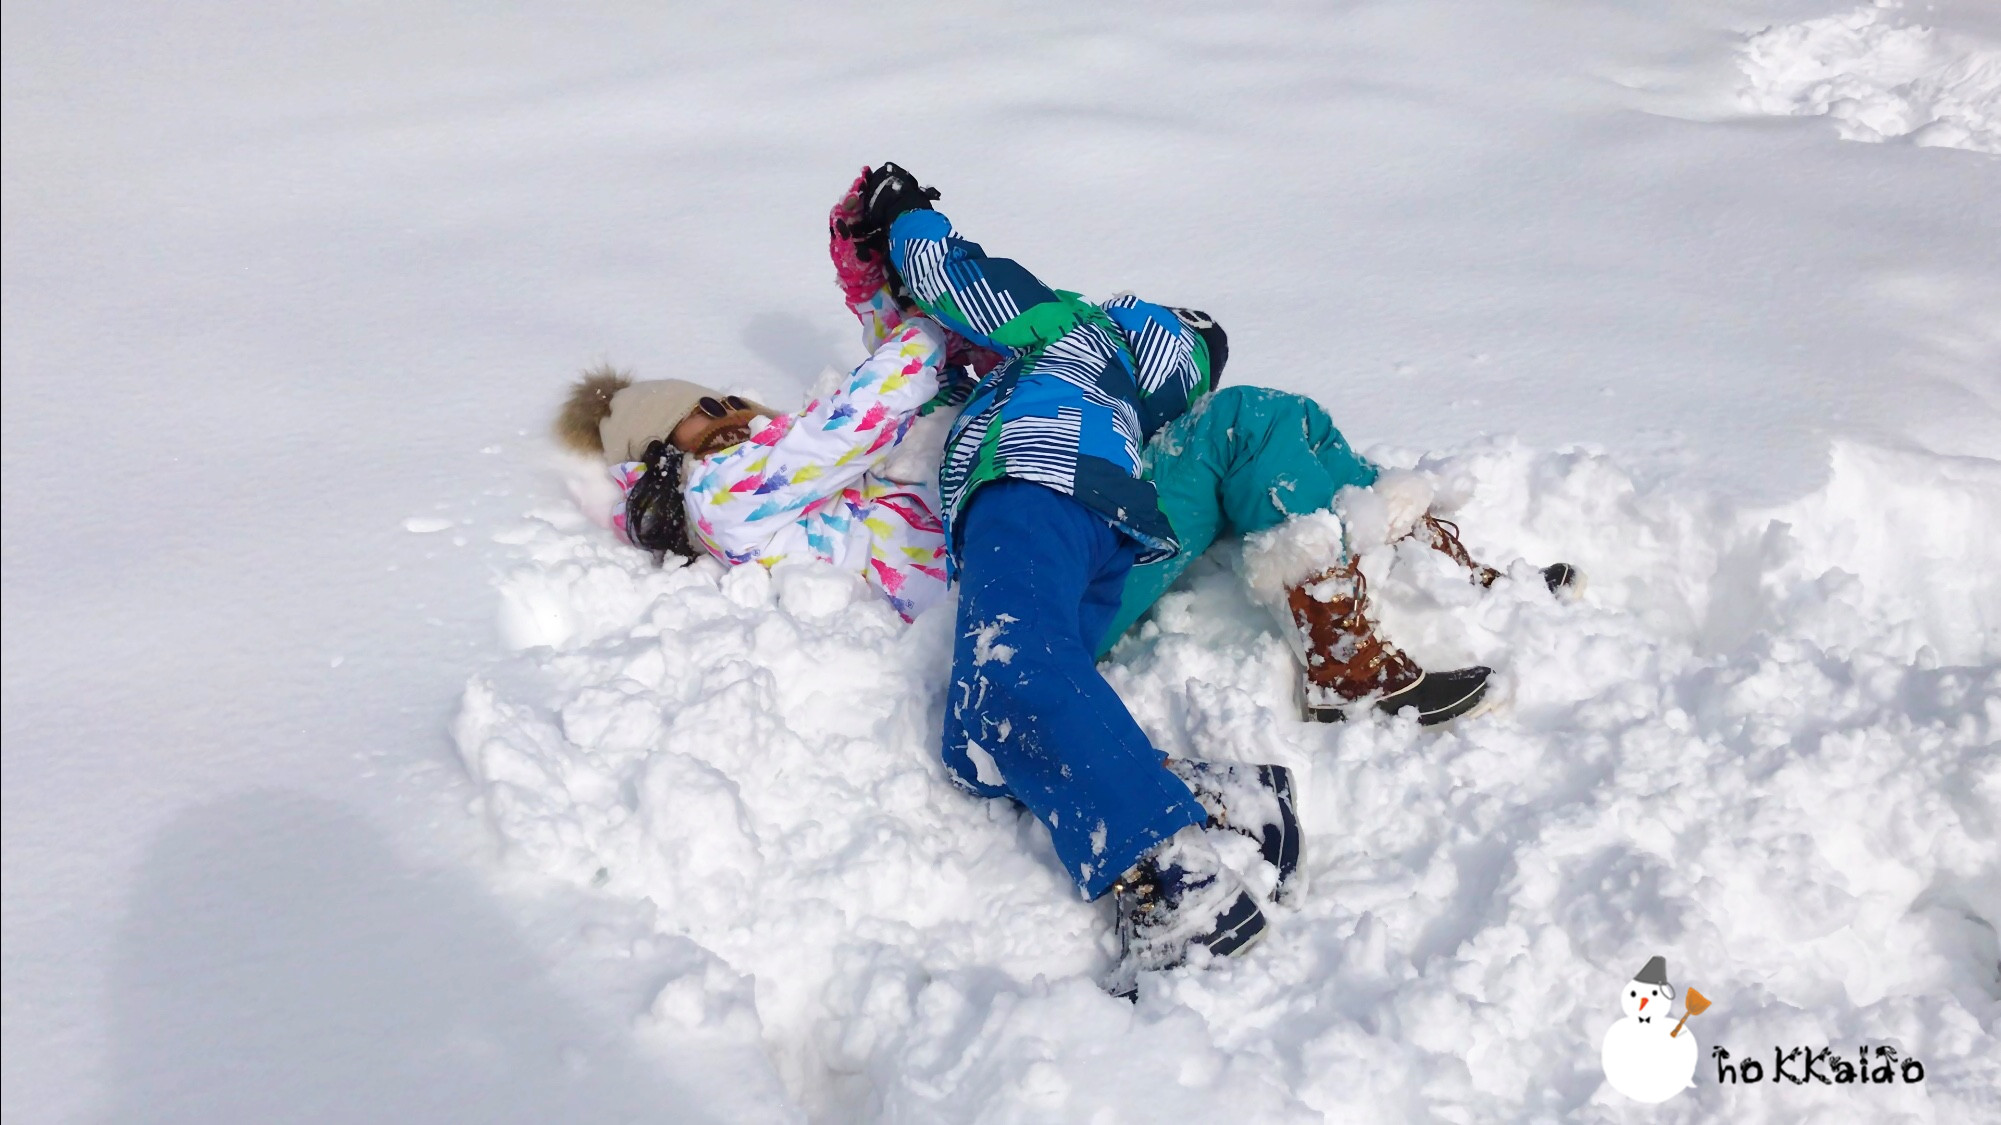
[1738,3,2001,153]
[455,443,1999,1122]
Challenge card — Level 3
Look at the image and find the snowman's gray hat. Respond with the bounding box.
[1632,956,1675,995]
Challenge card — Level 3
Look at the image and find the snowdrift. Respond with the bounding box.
[453,439,1998,1122]
[1740,3,2001,154]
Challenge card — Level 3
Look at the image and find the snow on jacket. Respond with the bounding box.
[675,317,954,621]
[886,208,1218,563]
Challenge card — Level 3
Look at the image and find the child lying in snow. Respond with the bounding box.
[555,168,1575,996]
[828,163,1570,994]
[556,327,1307,996]
[826,166,1575,728]
[1108,383,1578,720]
[554,316,959,623]
[556,170,1567,722]
[556,175,1573,725]
[833,164,1294,993]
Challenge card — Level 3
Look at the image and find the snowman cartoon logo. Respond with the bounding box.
[1600,956,1701,1103]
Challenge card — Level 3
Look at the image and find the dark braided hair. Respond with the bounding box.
[623,438,698,566]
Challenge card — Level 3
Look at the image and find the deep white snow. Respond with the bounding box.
[1740,2,2001,152]
[5,2,1997,1123]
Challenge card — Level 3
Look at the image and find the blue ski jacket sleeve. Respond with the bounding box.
[886,208,1212,563]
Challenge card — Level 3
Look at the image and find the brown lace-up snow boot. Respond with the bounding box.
[1413,514,1578,595]
[1285,560,1491,725]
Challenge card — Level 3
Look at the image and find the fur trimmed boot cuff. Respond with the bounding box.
[1334,469,1435,549]
[1240,511,1347,607]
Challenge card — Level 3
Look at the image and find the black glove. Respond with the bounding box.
[842,162,941,262]
[863,162,938,225]
[624,438,696,566]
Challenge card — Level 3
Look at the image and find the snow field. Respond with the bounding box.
[11,0,1999,1118]
[456,440,2000,1122]
[1739,3,2001,153]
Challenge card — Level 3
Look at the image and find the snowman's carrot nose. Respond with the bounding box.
[1638,997,1648,1011]
[1670,988,1712,1038]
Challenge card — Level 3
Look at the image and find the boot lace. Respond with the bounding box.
[1422,515,1501,587]
[1423,515,1475,568]
[1335,565,1370,634]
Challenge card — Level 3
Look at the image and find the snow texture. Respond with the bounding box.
[1241,511,1351,607]
[1740,2,2001,153]
[457,439,2001,1121]
[7,2,1999,1122]
[1337,468,1437,549]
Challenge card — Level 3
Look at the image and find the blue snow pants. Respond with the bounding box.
[942,480,1206,899]
[1097,386,1382,655]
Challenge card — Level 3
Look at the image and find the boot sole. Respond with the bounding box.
[1168,759,1303,907]
[1201,891,1270,959]
[1106,892,1269,1001]
[1304,671,1491,727]
[1436,677,1498,725]
[1305,668,1440,724]
[1259,765,1302,906]
[1392,673,1489,726]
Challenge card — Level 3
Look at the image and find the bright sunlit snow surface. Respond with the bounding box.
[1739,2,2001,152]
[5,3,1998,1124]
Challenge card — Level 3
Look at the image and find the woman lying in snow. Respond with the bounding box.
[554,316,959,624]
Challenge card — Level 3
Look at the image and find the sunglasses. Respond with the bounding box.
[695,395,751,419]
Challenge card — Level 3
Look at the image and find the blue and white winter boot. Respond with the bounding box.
[1107,826,1268,999]
[1165,758,1301,905]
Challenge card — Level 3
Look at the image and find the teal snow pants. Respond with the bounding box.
[1095,386,1381,655]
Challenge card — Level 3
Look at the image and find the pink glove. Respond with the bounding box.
[828,167,1004,378]
[829,167,890,309]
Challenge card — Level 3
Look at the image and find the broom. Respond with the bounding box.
[1670,987,1711,1038]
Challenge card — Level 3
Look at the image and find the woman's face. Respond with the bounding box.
[670,396,759,456]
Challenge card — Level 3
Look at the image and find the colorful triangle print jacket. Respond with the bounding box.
[887,208,1216,563]
[632,318,953,622]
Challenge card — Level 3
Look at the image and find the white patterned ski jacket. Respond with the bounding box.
[667,317,953,621]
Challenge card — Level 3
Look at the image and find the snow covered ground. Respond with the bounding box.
[1739,2,2001,152]
[5,2,1997,1123]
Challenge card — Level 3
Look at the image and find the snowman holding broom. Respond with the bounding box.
[1600,956,1712,1103]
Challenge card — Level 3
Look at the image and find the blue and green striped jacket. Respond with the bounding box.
[888,209,1214,563]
